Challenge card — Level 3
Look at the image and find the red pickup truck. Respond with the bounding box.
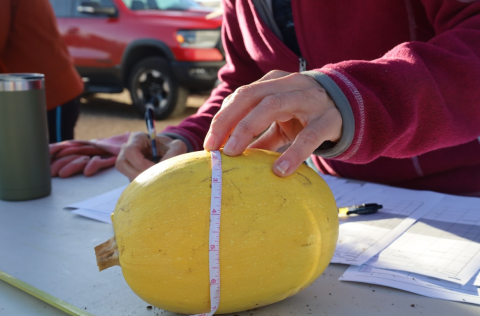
[49,0,224,119]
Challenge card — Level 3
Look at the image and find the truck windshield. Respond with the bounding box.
[123,0,201,11]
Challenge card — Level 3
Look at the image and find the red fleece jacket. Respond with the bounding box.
[163,0,480,196]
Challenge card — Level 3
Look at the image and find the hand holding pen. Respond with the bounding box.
[116,99,188,181]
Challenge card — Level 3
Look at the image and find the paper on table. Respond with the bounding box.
[340,265,480,305]
[332,186,444,265]
[334,182,384,208]
[475,273,480,287]
[71,209,112,224]
[65,184,127,222]
[316,174,383,207]
[318,174,343,188]
[367,194,480,285]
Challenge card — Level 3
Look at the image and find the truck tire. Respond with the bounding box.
[128,57,188,119]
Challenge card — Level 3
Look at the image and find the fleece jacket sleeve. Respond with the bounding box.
[162,0,265,151]
[314,0,480,164]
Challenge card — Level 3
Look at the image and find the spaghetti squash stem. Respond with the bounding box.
[95,236,120,271]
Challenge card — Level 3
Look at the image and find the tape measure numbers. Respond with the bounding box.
[194,150,222,316]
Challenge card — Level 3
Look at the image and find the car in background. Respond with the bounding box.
[49,0,224,119]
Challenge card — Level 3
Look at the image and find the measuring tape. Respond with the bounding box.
[194,150,222,316]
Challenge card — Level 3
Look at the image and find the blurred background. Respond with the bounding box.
[48,0,223,140]
[77,91,207,140]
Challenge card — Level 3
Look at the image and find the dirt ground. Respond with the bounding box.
[75,90,209,140]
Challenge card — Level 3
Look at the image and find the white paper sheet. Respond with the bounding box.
[65,184,128,222]
[475,273,480,287]
[71,208,112,223]
[340,265,480,305]
[367,194,480,285]
[316,174,384,207]
[334,182,384,208]
[332,187,444,265]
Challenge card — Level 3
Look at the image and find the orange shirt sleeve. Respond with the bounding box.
[0,0,83,109]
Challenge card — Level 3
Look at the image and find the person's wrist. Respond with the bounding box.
[301,70,354,159]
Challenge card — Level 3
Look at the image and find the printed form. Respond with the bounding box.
[341,265,480,305]
[366,194,480,285]
[318,174,383,207]
[331,186,444,265]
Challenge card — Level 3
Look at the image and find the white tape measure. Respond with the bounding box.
[194,150,222,316]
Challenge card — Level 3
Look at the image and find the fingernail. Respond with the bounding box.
[276,160,290,175]
[204,133,215,150]
[223,137,237,154]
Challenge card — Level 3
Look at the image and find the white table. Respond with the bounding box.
[1,169,479,316]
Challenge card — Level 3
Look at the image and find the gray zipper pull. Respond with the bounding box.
[299,57,307,72]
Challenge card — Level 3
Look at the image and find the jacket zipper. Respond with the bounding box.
[299,56,307,72]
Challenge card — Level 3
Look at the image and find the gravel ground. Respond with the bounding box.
[75,90,208,141]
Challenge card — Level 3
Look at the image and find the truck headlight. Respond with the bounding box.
[176,29,221,48]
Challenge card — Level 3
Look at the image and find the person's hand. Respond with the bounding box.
[115,132,187,181]
[203,70,343,177]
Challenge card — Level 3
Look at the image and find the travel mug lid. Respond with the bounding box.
[0,73,45,91]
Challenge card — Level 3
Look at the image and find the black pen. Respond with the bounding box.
[145,101,159,163]
[338,203,383,216]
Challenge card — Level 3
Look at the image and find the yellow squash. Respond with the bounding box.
[95,149,338,314]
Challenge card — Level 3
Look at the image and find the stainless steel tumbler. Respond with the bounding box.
[0,74,51,201]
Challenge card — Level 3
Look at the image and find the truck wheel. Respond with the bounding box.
[128,57,188,120]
